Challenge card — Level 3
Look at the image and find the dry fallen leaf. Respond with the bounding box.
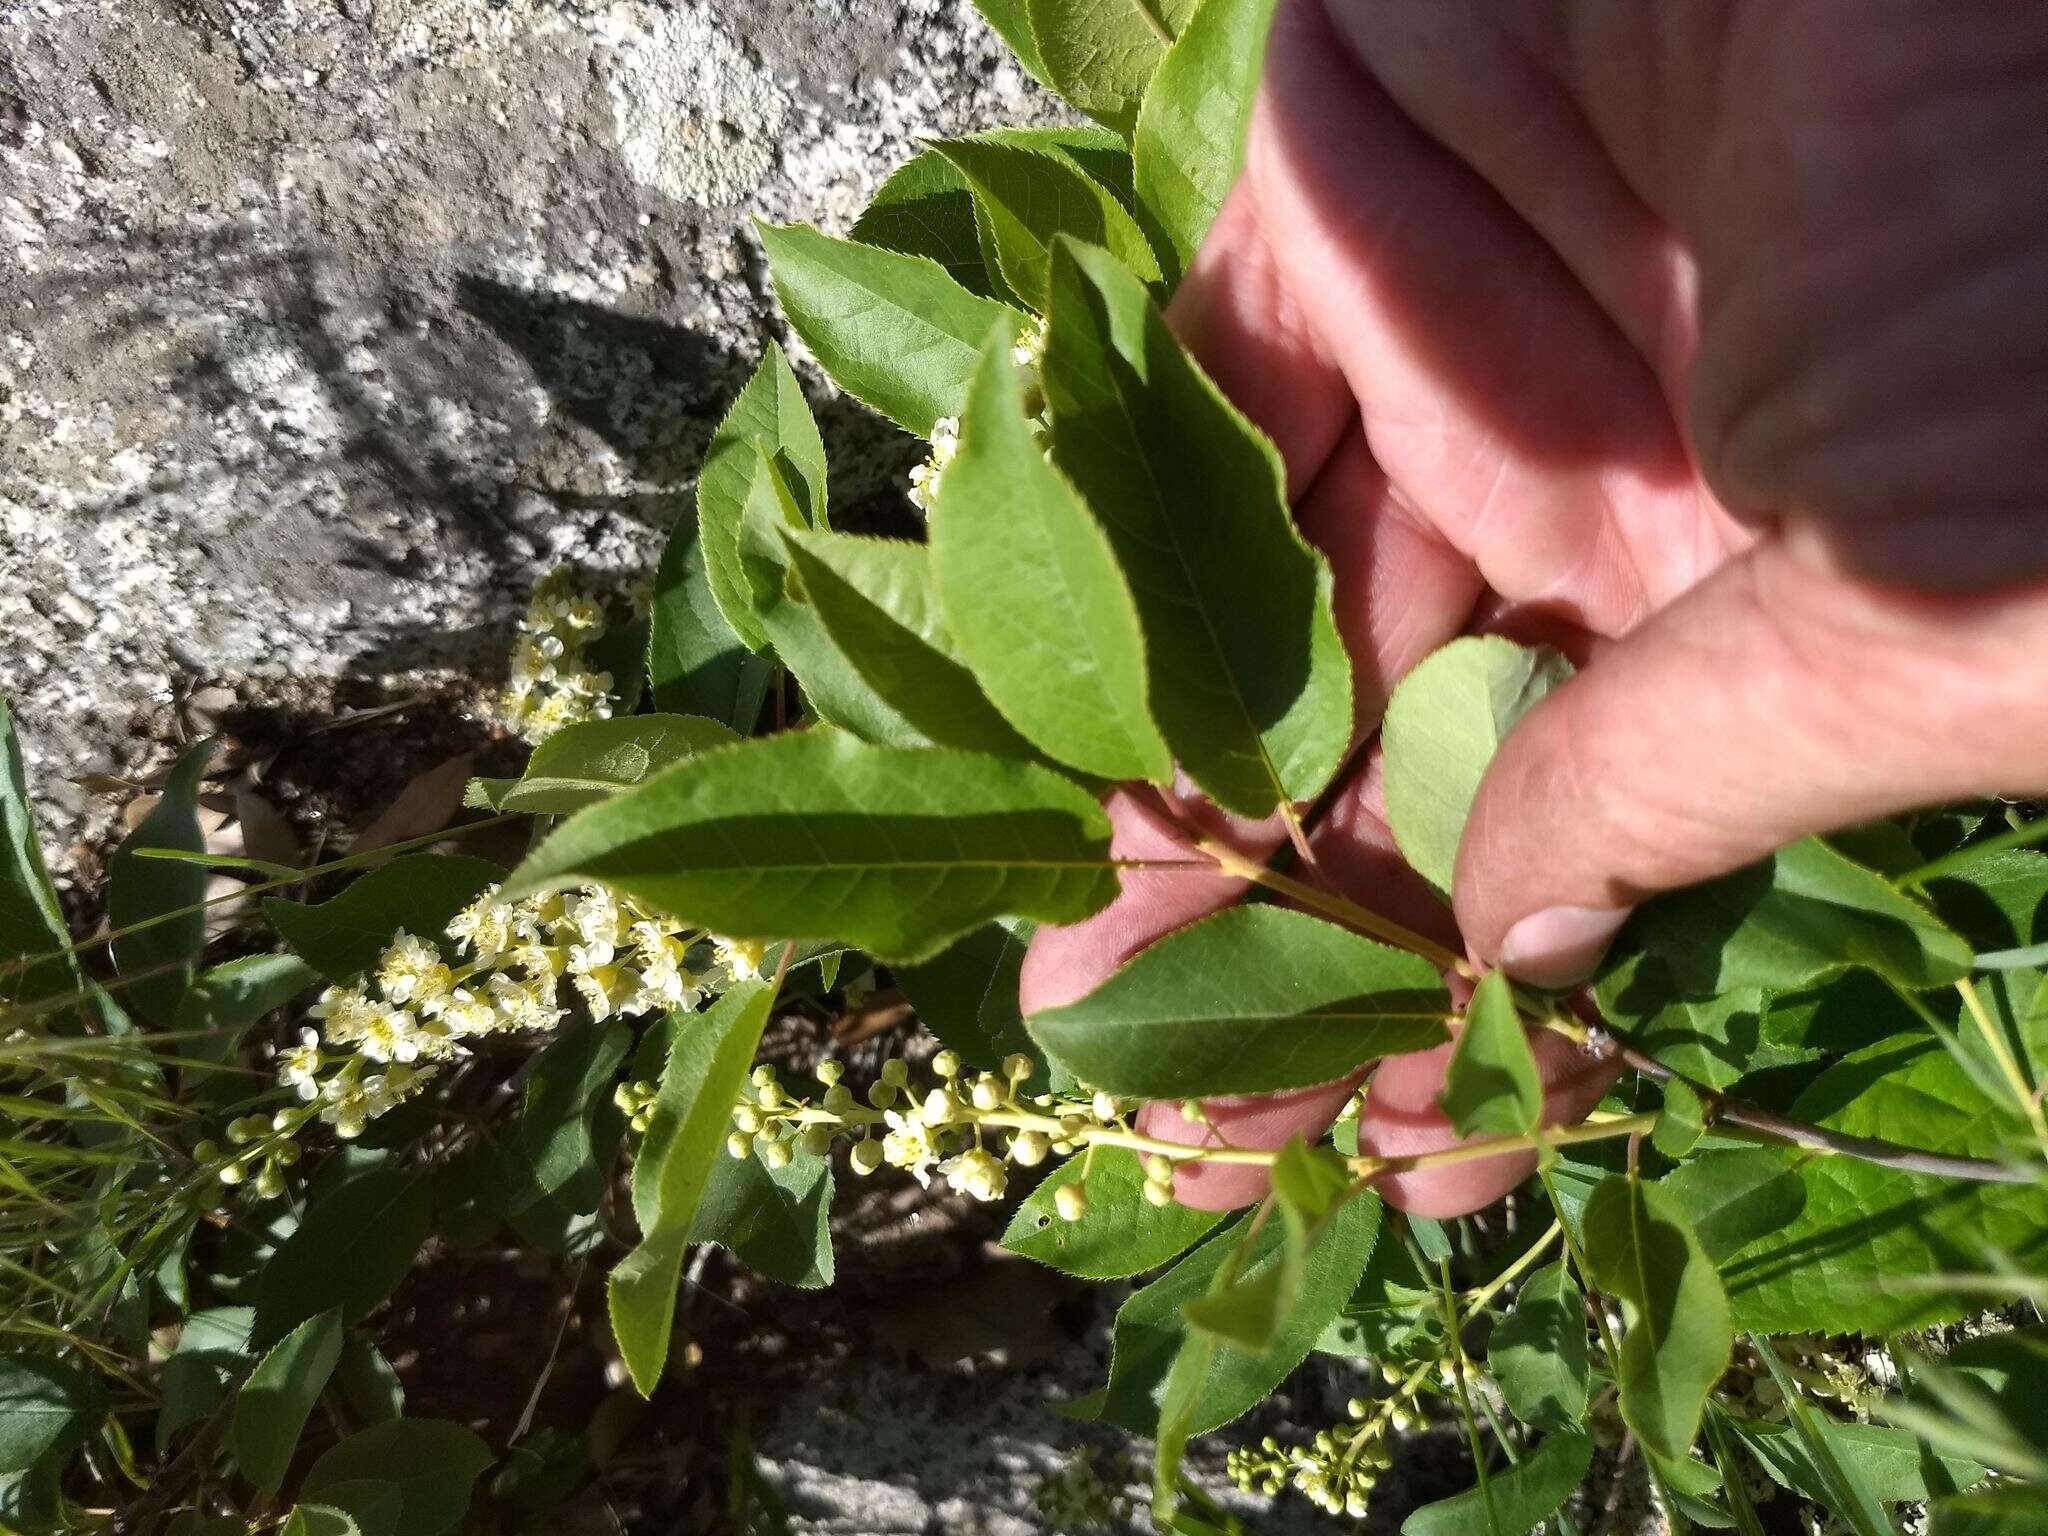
[354,753,476,855]
[232,783,302,870]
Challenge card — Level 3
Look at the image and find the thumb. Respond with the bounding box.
[1455,531,2048,984]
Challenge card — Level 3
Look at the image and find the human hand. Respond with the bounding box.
[1019,0,2048,1217]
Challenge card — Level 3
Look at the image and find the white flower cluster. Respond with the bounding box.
[497,567,618,744]
[906,414,960,516]
[729,1049,1161,1209]
[272,882,764,1147]
[906,316,1049,516]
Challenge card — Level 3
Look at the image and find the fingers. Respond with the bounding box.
[1016,783,1274,1014]
[1168,179,1354,500]
[1355,1028,1621,1219]
[1456,532,2048,983]
[1249,0,1715,637]
[1135,1077,1366,1210]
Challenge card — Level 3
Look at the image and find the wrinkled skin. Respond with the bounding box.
[1020,0,2048,1216]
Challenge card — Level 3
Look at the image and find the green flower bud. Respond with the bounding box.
[800,1126,835,1158]
[815,1060,843,1087]
[732,1104,763,1134]
[970,1077,1002,1112]
[1091,1091,1118,1122]
[1054,1182,1087,1222]
[1142,1179,1173,1208]
[1002,1053,1033,1083]
[932,1049,962,1079]
[880,1058,910,1088]
[850,1138,884,1175]
[867,1080,899,1110]
[726,1132,755,1160]
[822,1084,855,1115]
[1009,1130,1050,1167]
[761,1138,793,1171]
[1144,1153,1173,1186]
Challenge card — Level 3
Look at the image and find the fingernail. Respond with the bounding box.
[1498,905,1631,988]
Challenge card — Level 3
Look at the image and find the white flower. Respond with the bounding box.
[905,415,961,514]
[1011,315,1047,371]
[880,1106,941,1186]
[571,962,630,1021]
[628,946,703,1014]
[357,1006,421,1065]
[446,889,519,961]
[940,1146,1007,1203]
[485,969,563,1032]
[309,985,377,1048]
[568,886,627,950]
[278,1029,323,1100]
[711,934,766,983]
[375,932,449,1009]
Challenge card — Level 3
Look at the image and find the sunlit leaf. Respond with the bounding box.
[1028,906,1447,1097]
[1381,637,1571,898]
[504,728,1118,964]
[933,329,1170,782]
[1041,238,1351,816]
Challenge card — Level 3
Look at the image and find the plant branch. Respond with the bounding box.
[1194,838,1469,974]
[1544,1014,2039,1185]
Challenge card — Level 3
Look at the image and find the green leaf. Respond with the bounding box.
[967,0,1050,83]
[1936,1322,2048,1446]
[156,1308,253,1454]
[851,150,1003,299]
[1042,240,1351,816]
[732,451,924,745]
[108,739,218,1024]
[301,1421,491,1536]
[1437,968,1541,1138]
[1653,1077,1708,1159]
[0,1358,96,1475]
[932,325,1171,783]
[758,221,1021,437]
[1381,637,1572,898]
[697,344,827,656]
[504,728,1118,964]
[1764,969,1924,1056]
[1580,1175,1732,1461]
[508,1021,631,1214]
[688,1145,835,1288]
[1722,1040,2048,1334]
[252,1169,432,1348]
[1744,1337,1892,1536]
[781,529,1035,758]
[0,696,79,1005]
[486,716,740,815]
[1002,1147,1224,1278]
[1733,1417,1986,1508]
[611,982,776,1394]
[232,1309,343,1494]
[1132,0,1276,280]
[935,135,1159,312]
[1401,1430,1592,1536]
[1622,836,1972,998]
[1027,906,1447,1097]
[648,495,772,731]
[1027,0,1199,132]
[171,953,318,1068]
[1654,1149,1807,1266]
[897,918,1037,1070]
[1489,1262,1590,1431]
[1086,1191,1380,1435]
[1932,1487,2048,1536]
[1923,846,2048,953]
[280,1507,364,1536]
[263,856,502,986]
[335,1335,405,1424]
